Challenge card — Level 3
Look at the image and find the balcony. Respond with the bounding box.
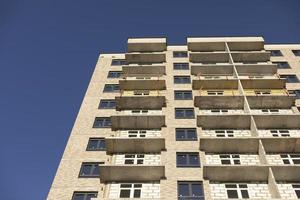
[192,76,238,90]
[253,114,300,129]
[244,89,289,96]
[231,51,270,62]
[125,52,166,64]
[240,77,285,89]
[127,38,166,52]
[115,91,166,110]
[189,52,229,63]
[201,129,252,137]
[247,95,296,109]
[197,114,251,129]
[194,95,244,109]
[111,110,165,130]
[191,64,233,76]
[235,63,277,76]
[119,76,166,90]
[122,64,165,76]
[261,138,300,153]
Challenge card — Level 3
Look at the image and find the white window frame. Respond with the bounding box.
[119,183,142,198]
[131,110,148,114]
[270,129,290,137]
[210,109,229,113]
[292,184,300,198]
[134,90,150,96]
[124,154,145,165]
[261,109,279,114]
[280,154,300,164]
[225,183,249,199]
[219,154,241,165]
[128,130,147,138]
[215,130,234,137]
[207,90,224,95]
[254,90,271,95]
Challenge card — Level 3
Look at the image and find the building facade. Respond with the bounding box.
[47,37,300,200]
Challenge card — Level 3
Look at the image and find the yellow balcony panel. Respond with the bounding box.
[194,95,244,109]
[115,96,166,110]
[231,51,270,62]
[191,64,233,76]
[235,63,277,76]
[253,114,300,129]
[105,137,165,154]
[203,165,269,182]
[125,52,166,64]
[189,52,230,63]
[111,115,165,130]
[119,77,166,90]
[200,138,259,153]
[100,165,165,182]
[197,115,251,129]
[272,166,300,182]
[122,64,165,75]
[127,38,166,52]
[244,89,289,96]
[192,78,238,90]
[247,95,296,109]
[195,90,240,96]
[241,78,285,89]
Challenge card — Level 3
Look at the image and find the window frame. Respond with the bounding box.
[176,128,197,141]
[219,154,241,165]
[272,61,291,69]
[176,152,200,168]
[103,84,120,93]
[119,183,142,198]
[280,154,300,165]
[111,59,126,66]
[173,51,188,58]
[174,90,193,100]
[270,50,283,57]
[93,117,112,128]
[72,192,98,200]
[86,138,106,151]
[79,162,103,178]
[280,74,300,83]
[173,63,189,70]
[292,50,300,56]
[177,181,204,200]
[225,183,249,199]
[99,99,116,109]
[175,108,195,119]
[174,76,191,84]
[107,71,122,78]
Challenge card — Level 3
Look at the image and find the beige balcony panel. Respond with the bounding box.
[105,137,165,154]
[194,96,244,109]
[197,115,251,129]
[231,51,270,62]
[115,96,166,110]
[203,165,269,181]
[122,65,165,75]
[189,52,229,63]
[192,79,238,90]
[261,138,300,153]
[272,166,300,181]
[119,79,166,90]
[235,64,277,76]
[125,52,166,64]
[254,114,300,129]
[241,78,286,89]
[127,38,166,52]
[111,115,165,130]
[191,64,234,75]
[100,165,165,182]
[247,95,296,109]
[200,138,259,153]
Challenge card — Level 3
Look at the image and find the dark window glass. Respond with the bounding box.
[119,190,131,198]
[72,192,98,200]
[79,163,102,177]
[292,50,300,56]
[174,76,191,84]
[178,182,204,200]
[280,75,300,83]
[99,100,116,109]
[174,91,193,100]
[173,51,188,58]
[270,50,283,56]
[174,63,189,70]
[107,71,122,78]
[273,62,291,69]
[103,84,120,92]
[176,153,200,167]
[227,190,238,198]
[241,190,249,198]
[86,138,105,151]
[134,190,141,198]
[93,117,111,128]
[176,128,197,141]
[111,59,126,66]
[175,108,195,119]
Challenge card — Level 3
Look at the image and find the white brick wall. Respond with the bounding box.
[205,154,260,165]
[202,130,251,137]
[277,183,299,199]
[118,130,161,138]
[258,129,300,137]
[266,154,284,165]
[210,183,271,199]
[113,154,161,165]
[108,183,160,199]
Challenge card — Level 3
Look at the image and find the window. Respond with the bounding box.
[86,138,106,151]
[103,84,120,92]
[131,110,148,114]
[225,184,249,199]
[174,63,189,70]
[207,90,224,95]
[175,108,195,119]
[215,130,234,137]
[173,51,188,58]
[79,162,102,177]
[174,91,193,100]
[204,76,220,79]
[280,75,300,83]
[134,90,150,95]
[261,109,279,114]
[128,130,147,137]
[107,71,122,78]
[99,99,116,109]
[292,50,300,56]
[176,153,200,167]
[174,76,191,84]
[72,192,98,200]
[111,59,126,66]
[176,128,197,141]
[273,62,290,69]
[270,50,283,57]
[124,154,144,164]
[119,184,142,198]
[270,130,290,137]
[178,181,204,200]
[220,154,241,165]
[254,90,271,95]
[290,90,300,99]
[93,117,111,128]
[280,154,300,164]
[210,109,229,113]
[292,184,300,198]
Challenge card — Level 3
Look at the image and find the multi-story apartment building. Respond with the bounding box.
[47,37,300,200]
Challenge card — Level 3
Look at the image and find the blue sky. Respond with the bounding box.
[1,0,300,199]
